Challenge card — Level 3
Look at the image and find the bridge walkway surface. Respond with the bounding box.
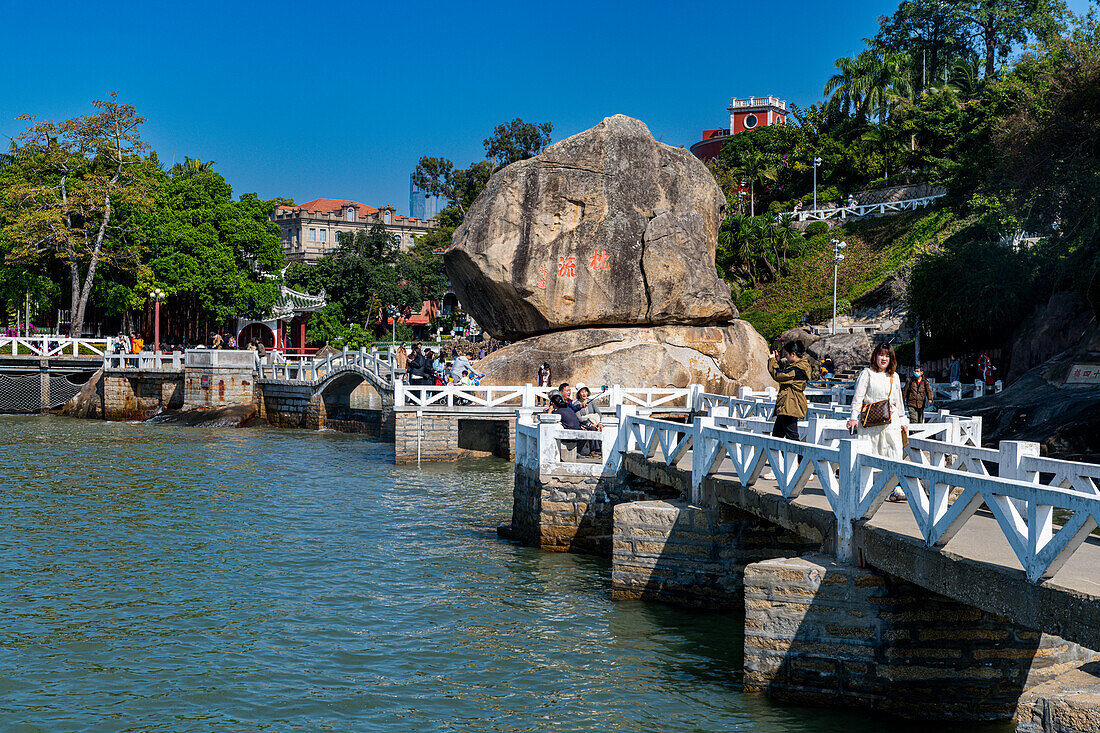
[623,447,1100,651]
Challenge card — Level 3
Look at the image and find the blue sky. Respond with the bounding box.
[1,0,1093,215]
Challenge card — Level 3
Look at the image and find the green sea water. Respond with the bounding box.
[0,416,1010,732]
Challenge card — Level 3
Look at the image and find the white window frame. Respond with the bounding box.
[309,228,316,242]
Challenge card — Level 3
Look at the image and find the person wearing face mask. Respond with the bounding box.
[903,367,934,424]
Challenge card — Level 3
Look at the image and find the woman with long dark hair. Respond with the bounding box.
[847,342,909,500]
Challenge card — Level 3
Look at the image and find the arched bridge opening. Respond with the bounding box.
[309,368,394,438]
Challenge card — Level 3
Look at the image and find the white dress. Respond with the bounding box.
[850,369,909,459]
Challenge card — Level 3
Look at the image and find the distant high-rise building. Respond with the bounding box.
[410,175,443,220]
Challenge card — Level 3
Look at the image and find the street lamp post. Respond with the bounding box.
[830,239,846,335]
[152,288,165,353]
[813,157,822,212]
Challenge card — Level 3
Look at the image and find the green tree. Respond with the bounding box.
[122,167,284,339]
[413,118,553,221]
[873,0,970,94]
[957,0,1069,79]
[483,118,553,169]
[732,150,779,217]
[3,95,151,336]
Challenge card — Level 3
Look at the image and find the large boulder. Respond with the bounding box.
[446,115,737,340]
[779,326,873,374]
[474,323,774,393]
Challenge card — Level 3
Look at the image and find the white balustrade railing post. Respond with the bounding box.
[995,380,1003,393]
[691,414,717,504]
[394,379,405,407]
[950,381,962,401]
[974,379,985,398]
[600,415,621,475]
[836,438,870,563]
[738,386,753,400]
[1000,440,1041,518]
[687,383,703,412]
[806,415,825,446]
[523,383,534,407]
[610,384,623,410]
[537,412,563,470]
[616,405,638,451]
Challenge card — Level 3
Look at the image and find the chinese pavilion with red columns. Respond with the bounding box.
[236,285,326,356]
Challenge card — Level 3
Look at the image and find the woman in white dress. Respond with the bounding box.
[846,343,909,500]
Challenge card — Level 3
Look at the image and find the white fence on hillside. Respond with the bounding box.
[792,193,946,223]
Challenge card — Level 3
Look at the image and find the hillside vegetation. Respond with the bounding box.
[736,210,963,341]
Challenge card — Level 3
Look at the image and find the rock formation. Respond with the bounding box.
[446,115,737,341]
[474,323,771,393]
[448,114,774,392]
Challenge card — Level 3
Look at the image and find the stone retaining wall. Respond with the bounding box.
[611,500,817,608]
[743,555,1096,721]
[394,410,514,464]
[102,373,183,420]
[510,466,676,555]
[257,381,313,428]
[184,366,255,409]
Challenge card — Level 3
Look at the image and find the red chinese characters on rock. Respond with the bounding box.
[557,256,577,278]
[589,250,611,271]
[537,263,548,289]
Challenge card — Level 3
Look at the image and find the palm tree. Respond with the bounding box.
[861,52,914,125]
[733,150,779,217]
[169,156,216,177]
[773,213,800,268]
[824,55,867,117]
[861,123,910,180]
[947,58,983,99]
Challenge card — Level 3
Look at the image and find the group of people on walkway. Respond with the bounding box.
[392,343,483,387]
[769,340,925,502]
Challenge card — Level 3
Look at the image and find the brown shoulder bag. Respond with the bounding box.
[860,374,893,428]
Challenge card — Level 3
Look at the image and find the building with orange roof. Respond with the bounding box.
[273,198,440,264]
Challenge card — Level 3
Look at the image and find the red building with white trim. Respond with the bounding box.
[690,96,788,161]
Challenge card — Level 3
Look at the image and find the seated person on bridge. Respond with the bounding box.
[549,392,592,457]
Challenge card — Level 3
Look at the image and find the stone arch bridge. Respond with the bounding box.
[257,351,396,436]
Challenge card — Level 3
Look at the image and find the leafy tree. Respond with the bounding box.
[873,0,970,94]
[120,167,284,339]
[413,118,553,221]
[3,95,151,336]
[168,156,216,177]
[483,118,553,169]
[731,150,779,217]
[957,0,1069,79]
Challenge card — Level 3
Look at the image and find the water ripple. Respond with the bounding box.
[0,416,1008,733]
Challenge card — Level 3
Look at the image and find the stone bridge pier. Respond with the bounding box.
[507,445,1099,724]
[257,369,394,439]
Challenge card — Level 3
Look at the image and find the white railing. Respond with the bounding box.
[929,379,1003,401]
[515,410,623,478]
[517,405,1100,584]
[103,352,185,371]
[730,96,786,110]
[2,336,109,357]
[792,194,946,223]
[396,384,699,411]
[258,347,399,385]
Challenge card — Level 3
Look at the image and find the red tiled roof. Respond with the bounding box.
[277,198,380,217]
